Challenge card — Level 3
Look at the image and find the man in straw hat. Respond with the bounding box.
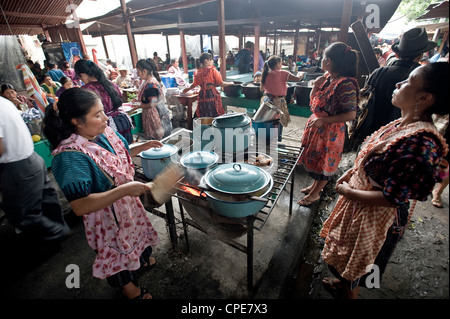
[115,66,132,88]
[351,28,437,145]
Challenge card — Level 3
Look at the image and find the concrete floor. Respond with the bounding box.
[1,110,448,313]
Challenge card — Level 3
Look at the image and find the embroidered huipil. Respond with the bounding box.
[320,119,448,281]
[52,127,160,279]
[299,74,358,180]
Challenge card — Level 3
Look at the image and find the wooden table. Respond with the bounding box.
[174,94,198,130]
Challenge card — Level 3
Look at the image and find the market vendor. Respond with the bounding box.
[1,83,35,111]
[40,74,61,99]
[167,58,188,87]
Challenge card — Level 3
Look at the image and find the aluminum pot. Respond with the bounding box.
[252,100,284,122]
[201,168,274,218]
[179,151,219,185]
[192,117,215,151]
[137,144,179,180]
[212,112,252,153]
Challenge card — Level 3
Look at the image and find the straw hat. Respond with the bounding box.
[391,28,437,57]
[118,66,128,71]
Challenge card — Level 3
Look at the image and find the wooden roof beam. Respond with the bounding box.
[131,0,216,17]
[3,11,68,20]
[79,0,216,24]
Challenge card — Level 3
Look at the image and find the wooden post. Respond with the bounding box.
[293,27,299,62]
[120,0,138,67]
[254,24,260,74]
[166,35,171,59]
[101,36,109,59]
[438,30,448,54]
[217,0,226,79]
[339,0,353,43]
[120,1,138,65]
[273,29,277,56]
[180,30,189,74]
[238,31,243,51]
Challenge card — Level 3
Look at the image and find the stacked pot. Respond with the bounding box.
[200,163,273,218]
[251,100,283,144]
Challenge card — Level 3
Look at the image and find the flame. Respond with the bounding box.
[180,185,206,198]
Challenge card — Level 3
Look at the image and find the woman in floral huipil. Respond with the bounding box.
[298,42,359,206]
[44,88,162,300]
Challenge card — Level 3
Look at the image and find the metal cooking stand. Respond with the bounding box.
[135,129,303,290]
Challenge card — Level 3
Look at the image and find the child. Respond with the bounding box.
[182,52,233,118]
[56,76,74,97]
[260,55,304,140]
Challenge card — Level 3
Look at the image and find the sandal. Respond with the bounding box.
[298,195,320,207]
[143,257,157,269]
[131,288,152,300]
[432,197,444,208]
[322,277,344,299]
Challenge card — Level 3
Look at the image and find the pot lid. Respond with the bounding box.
[204,163,270,194]
[140,143,178,159]
[213,112,251,128]
[180,151,219,169]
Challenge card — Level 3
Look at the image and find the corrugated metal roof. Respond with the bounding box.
[0,0,83,36]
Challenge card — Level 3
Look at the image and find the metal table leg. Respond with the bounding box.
[177,199,190,252]
[164,199,178,250]
[247,216,254,290]
[289,170,295,215]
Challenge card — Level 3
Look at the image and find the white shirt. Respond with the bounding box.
[0,97,34,163]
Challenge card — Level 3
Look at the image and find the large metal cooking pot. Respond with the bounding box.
[138,144,179,180]
[252,100,284,122]
[203,162,271,194]
[223,81,243,97]
[201,166,274,218]
[212,112,252,153]
[252,119,281,144]
[295,82,313,107]
[242,82,262,100]
[192,117,215,151]
[179,151,219,185]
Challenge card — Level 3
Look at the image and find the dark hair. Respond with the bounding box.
[61,61,70,70]
[261,55,282,85]
[324,42,359,77]
[59,76,71,86]
[1,83,15,94]
[43,88,101,150]
[47,61,57,69]
[136,58,161,82]
[74,59,122,111]
[195,52,212,69]
[170,58,178,65]
[373,48,382,56]
[420,62,449,116]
